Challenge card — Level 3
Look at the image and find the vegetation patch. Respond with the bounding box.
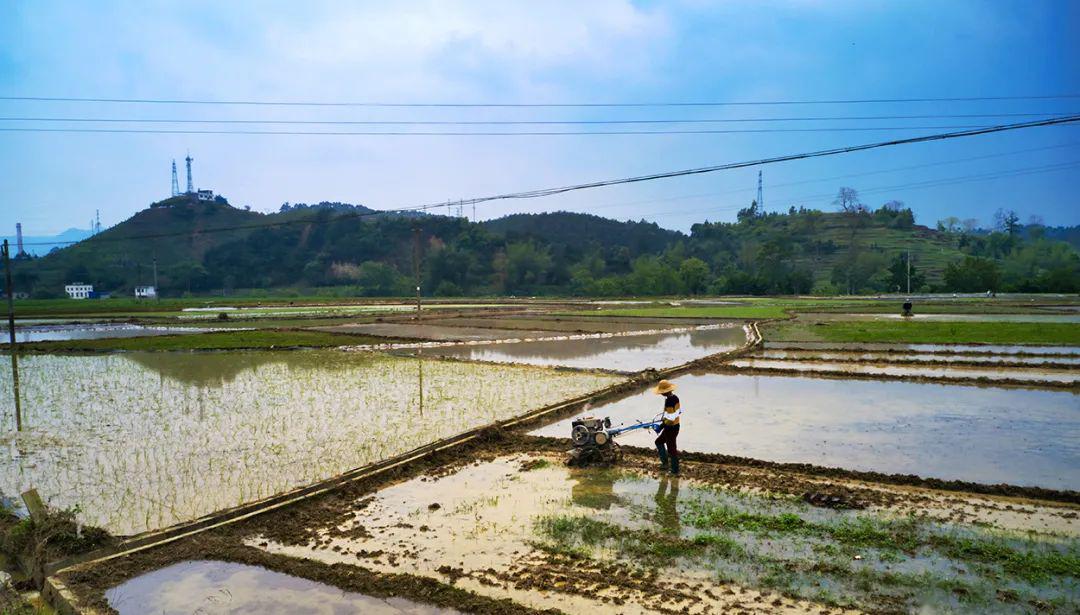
[566,305,791,319]
[8,329,405,352]
[764,320,1080,345]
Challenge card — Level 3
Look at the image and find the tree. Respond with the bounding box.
[944,256,1001,292]
[994,209,1021,236]
[678,257,710,295]
[833,187,865,214]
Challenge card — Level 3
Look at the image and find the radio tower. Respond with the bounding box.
[756,170,764,213]
[185,153,194,194]
[15,223,25,256]
[171,159,180,196]
[94,209,101,235]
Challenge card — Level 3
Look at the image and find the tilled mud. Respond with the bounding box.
[55,430,1079,614]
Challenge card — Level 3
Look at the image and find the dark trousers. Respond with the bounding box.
[655,424,680,459]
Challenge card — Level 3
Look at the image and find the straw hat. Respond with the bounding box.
[653,380,676,394]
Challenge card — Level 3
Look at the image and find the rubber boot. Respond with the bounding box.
[656,443,669,471]
[669,456,680,476]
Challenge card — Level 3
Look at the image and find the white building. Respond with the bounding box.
[65,283,94,300]
[134,285,157,299]
[196,189,214,201]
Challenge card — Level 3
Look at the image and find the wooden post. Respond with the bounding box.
[412,226,422,320]
[3,240,14,346]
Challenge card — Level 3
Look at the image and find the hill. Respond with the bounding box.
[9,198,1078,298]
[482,211,681,254]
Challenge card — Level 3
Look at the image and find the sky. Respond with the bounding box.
[1,0,1078,241]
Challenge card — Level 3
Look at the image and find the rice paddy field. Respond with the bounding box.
[0,351,619,534]
[3,295,1079,614]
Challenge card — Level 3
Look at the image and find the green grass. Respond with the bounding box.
[6,329,405,352]
[564,305,792,319]
[765,320,1080,345]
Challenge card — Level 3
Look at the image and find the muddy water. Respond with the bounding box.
[106,560,458,614]
[258,454,1078,614]
[755,349,1080,365]
[422,325,748,372]
[0,323,228,344]
[314,322,557,341]
[764,341,1080,356]
[728,358,1079,384]
[532,374,1080,489]
[0,351,619,535]
[258,455,827,614]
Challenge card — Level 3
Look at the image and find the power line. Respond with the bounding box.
[2,94,1079,107]
[16,114,1080,246]
[0,112,1075,126]
[0,124,1027,136]
[641,161,1080,221]
[581,142,1080,212]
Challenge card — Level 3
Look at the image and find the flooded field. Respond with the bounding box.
[420,316,697,333]
[532,373,1080,489]
[420,325,747,372]
[0,323,231,343]
[254,454,1080,614]
[728,358,1079,384]
[106,560,458,614]
[177,303,514,319]
[314,322,557,341]
[764,341,1080,355]
[754,349,1080,365]
[0,351,619,534]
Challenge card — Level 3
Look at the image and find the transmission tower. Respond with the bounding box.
[756,170,764,213]
[171,159,180,197]
[185,153,194,194]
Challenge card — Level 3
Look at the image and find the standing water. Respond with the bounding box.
[532,373,1080,489]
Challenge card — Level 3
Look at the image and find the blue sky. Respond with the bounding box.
[1,0,1077,239]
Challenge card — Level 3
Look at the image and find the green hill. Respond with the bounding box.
[8,198,1077,298]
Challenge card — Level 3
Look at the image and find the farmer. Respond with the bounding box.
[653,379,681,475]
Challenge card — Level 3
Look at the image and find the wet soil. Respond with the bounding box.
[56,432,1079,615]
[762,342,1080,356]
[727,358,1079,385]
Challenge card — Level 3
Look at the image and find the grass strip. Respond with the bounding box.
[563,306,791,319]
[764,320,1080,345]
[6,329,404,352]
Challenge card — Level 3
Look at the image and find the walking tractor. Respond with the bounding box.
[566,415,662,466]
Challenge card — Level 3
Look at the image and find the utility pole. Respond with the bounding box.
[906,250,911,295]
[756,170,764,214]
[3,240,15,346]
[412,226,422,320]
[153,257,159,291]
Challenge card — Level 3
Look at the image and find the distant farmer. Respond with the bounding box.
[653,380,681,475]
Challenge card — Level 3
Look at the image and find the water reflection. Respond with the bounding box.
[534,373,1080,490]
[570,469,618,510]
[653,476,680,535]
[0,351,618,535]
[426,326,748,372]
[106,560,460,615]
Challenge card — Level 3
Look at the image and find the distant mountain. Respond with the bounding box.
[0,227,93,256]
